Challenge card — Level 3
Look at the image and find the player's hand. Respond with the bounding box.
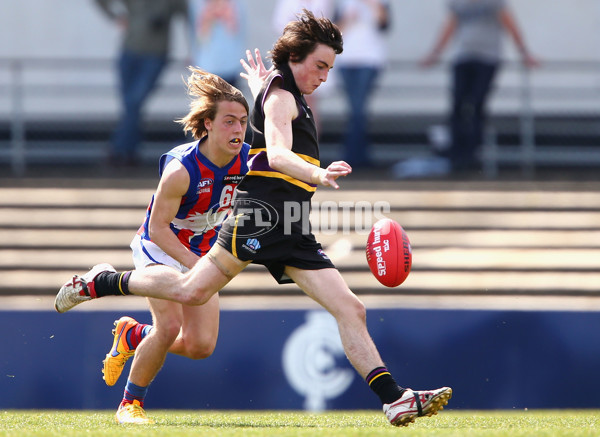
[419,54,439,69]
[315,161,352,190]
[522,53,541,69]
[240,48,274,99]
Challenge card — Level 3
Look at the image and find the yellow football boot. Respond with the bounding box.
[102,316,138,386]
[115,400,154,424]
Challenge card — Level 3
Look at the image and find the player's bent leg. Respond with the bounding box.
[128,245,247,306]
[113,299,181,425]
[127,265,187,301]
[126,298,184,388]
[102,316,139,386]
[173,247,240,305]
[178,245,248,305]
[168,293,220,359]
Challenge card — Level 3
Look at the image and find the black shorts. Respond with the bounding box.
[216,211,335,284]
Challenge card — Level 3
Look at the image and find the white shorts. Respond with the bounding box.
[130,234,189,273]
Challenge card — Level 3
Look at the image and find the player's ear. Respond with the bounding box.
[204,117,212,132]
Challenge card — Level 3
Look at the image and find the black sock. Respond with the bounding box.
[93,271,132,297]
[366,367,405,405]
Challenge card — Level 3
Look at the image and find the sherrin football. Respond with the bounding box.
[365,218,412,287]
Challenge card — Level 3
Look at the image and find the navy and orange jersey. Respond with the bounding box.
[137,138,250,257]
[238,63,320,213]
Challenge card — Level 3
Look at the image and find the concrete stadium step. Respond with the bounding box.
[2,247,598,271]
[2,228,599,249]
[3,186,600,208]
[3,207,600,230]
[1,181,599,297]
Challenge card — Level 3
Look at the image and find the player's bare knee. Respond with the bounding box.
[345,295,367,323]
[178,293,203,306]
[177,275,212,305]
[153,320,181,343]
[180,329,217,359]
[179,286,211,306]
[331,293,366,325]
[185,341,216,360]
[355,299,367,322]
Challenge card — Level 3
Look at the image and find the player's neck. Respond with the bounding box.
[199,139,234,168]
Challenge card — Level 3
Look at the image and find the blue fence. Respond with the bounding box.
[1,307,599,410]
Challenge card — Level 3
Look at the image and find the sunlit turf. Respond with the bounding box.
[0,409,598,437]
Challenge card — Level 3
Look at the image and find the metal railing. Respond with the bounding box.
[1,57,600,177]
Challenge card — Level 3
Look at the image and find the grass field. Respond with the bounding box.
[1,410,598,437]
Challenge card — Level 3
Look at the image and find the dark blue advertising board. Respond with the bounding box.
[1,307,599,410]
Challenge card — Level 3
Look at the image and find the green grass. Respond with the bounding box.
[0,410,598,437]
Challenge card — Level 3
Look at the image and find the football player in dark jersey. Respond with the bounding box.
[56,10,451,426]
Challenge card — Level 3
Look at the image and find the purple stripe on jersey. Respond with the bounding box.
[249,151,271,172]
[250,150,318,188]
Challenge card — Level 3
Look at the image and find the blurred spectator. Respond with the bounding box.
[272,0,336,137]
[95,0,188,167]
[420,0,539,174]
[335,0,391,169]
[189,0,247,88]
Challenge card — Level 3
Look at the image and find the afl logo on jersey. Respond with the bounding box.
[196,178,214,194]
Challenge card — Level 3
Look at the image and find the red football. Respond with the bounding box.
[365,218,412,287]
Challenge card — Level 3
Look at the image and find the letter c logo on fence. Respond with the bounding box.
[282,311,354,411]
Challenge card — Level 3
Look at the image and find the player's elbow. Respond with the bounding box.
[267,149,289,173]
[147,223,169,243]
[267,155,283,172]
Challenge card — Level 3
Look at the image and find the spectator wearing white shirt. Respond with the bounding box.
[335,0,390,169]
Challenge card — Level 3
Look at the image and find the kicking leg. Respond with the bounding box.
[285,266,451,426]
[126,245,248,305]
[285,266,383,378]
[55,245,248,312]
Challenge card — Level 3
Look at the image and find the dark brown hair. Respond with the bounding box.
[177,67,249,139]
[270,9,343,68]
